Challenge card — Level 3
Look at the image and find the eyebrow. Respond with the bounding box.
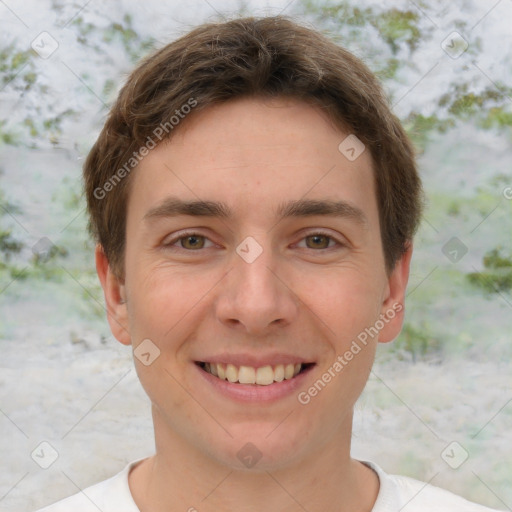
[143,196,368,227]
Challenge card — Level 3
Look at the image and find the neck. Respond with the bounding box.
[129,407,379,512]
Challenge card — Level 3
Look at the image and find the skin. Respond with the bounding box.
[96,96,412,512]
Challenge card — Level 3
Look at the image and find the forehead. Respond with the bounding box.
[128,96,377,226]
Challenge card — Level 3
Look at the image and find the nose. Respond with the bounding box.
[214,239,299,335]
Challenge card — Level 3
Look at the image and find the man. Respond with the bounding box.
[36,15,502,512]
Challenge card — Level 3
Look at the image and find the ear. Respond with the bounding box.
[378,243,413,344]
[95,244,131,346]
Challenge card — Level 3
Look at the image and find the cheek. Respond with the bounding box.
[297,267,384,343]
[125,264,217,343]
[312,272,383,401]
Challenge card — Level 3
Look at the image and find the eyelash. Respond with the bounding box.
[163,230,345,252]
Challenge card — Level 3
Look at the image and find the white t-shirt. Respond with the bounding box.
[34,458,502,511]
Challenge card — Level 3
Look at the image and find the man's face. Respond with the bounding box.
[100,96,409,470]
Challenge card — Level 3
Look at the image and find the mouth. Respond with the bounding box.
[195,361,316,386]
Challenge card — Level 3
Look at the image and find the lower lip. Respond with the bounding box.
[194,363,315,403]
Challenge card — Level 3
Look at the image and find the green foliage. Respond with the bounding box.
[31,243,69,266]
[301,0,512,148]
[371,8,421,53]
[308,1,372,26]
[447,200,460,217]
[102,78,116,98]
[0,43,33,87]
[26,263,67,281]
[0,230,23,263]
[480,107,512,129]
[438,84,512,130]
[403,112,454,149]
[393,322,442,363]
[467,248,512,293]
[101,13,155,63]
[71,16,96,39]
[375,57,400,81]
[0,194,25,287]
[302,0,426,84]
[0,192,24,268]
[1,12,155,150]
[0,266,29,285]
[0,186,74,283]
[0,120,18,145]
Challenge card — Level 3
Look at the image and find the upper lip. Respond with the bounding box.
[195,353,315,368]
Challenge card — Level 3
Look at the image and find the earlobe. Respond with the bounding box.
[95,244,131,346]
[378,244,413,344]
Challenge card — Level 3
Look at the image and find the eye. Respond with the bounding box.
[296,231,343,250]
[163,230,344,252]
[163,232,215,251]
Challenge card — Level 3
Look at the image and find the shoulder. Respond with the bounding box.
[364,461,503,512]
[390,473,501,511]
[33,459,144,512]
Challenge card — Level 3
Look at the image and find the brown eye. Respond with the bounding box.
[180,234,206,250]
[305,234,332,249]
[162,231,215,252]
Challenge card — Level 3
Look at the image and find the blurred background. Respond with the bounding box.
[1,0,511,510]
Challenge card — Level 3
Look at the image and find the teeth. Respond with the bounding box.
[256,365,274,386]
[274,364,284,382]
[226,363,238,383]
[284,363,295,380]
[238,365,256,384]
[203,362,304,385]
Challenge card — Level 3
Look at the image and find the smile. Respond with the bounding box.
[196,362,315,386]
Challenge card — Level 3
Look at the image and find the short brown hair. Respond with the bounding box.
[84,15,423,276]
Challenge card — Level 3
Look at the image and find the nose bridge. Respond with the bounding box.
[238,250,278,297]
[216,234,298,332]
[234,235,282,306]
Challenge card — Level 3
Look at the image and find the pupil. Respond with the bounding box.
[310,235,327,248]
[184,236,202,249]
